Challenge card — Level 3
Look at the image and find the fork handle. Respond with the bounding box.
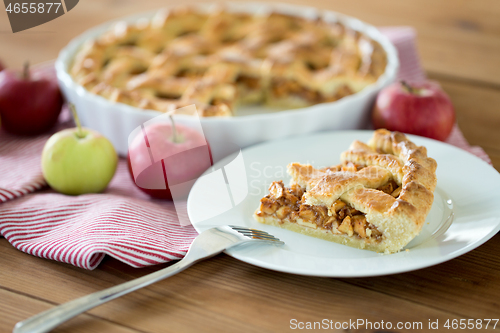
[14,258,196,333]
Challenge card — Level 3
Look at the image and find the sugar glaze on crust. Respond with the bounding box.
[254,129,437,254]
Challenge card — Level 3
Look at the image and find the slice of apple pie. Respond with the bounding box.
[254,129,437,253]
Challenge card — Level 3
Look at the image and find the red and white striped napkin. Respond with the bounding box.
[379,27,427,83]
[0,27,492,270]
[0,131,199,269]
[0,65,199,269]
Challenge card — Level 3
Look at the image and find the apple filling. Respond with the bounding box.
[332,84,354,100]
[270,79,323,103]
[324,161,366,173]
[175,68,206,78]
[377,179,401,198]
[256,181,383,241]
[236,75,261,90]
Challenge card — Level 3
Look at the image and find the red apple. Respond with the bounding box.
[0,62,63,135]
[128,119,212,200]
[372,81,455,141]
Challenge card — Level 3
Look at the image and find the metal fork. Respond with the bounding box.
[13,226,283,333]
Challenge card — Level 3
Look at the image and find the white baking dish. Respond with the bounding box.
[55,2,399,161]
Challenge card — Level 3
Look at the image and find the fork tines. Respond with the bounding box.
[229,225,283,244]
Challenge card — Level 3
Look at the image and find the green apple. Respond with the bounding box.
[41,126,118,195]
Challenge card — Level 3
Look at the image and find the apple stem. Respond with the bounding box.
[23,61,30,80]
[401,81,414,94]
[69,104,84,139]
[169,114,180,143]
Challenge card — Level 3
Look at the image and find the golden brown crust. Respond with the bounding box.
[255,129,437,254]
[287,163,329,190]
[365,129,437,223]
[303,166,392,207]
[70,6,387,116]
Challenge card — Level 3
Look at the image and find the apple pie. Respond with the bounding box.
[254,129,437,253]
[70,6,387,117]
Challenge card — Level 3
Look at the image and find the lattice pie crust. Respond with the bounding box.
[70,6,387,117]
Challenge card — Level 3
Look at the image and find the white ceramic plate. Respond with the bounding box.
[187,131,500,277]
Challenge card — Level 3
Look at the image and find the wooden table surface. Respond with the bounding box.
[1,0,500,332]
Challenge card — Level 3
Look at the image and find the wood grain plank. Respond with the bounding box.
[1,0,500,85]
[0,288,141,333]
[433,75,500,171]
[340,234,500,320]
[439,79,500,150]
[0,239,497,333]
[303,0,500,86]
[0,240,262,333]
